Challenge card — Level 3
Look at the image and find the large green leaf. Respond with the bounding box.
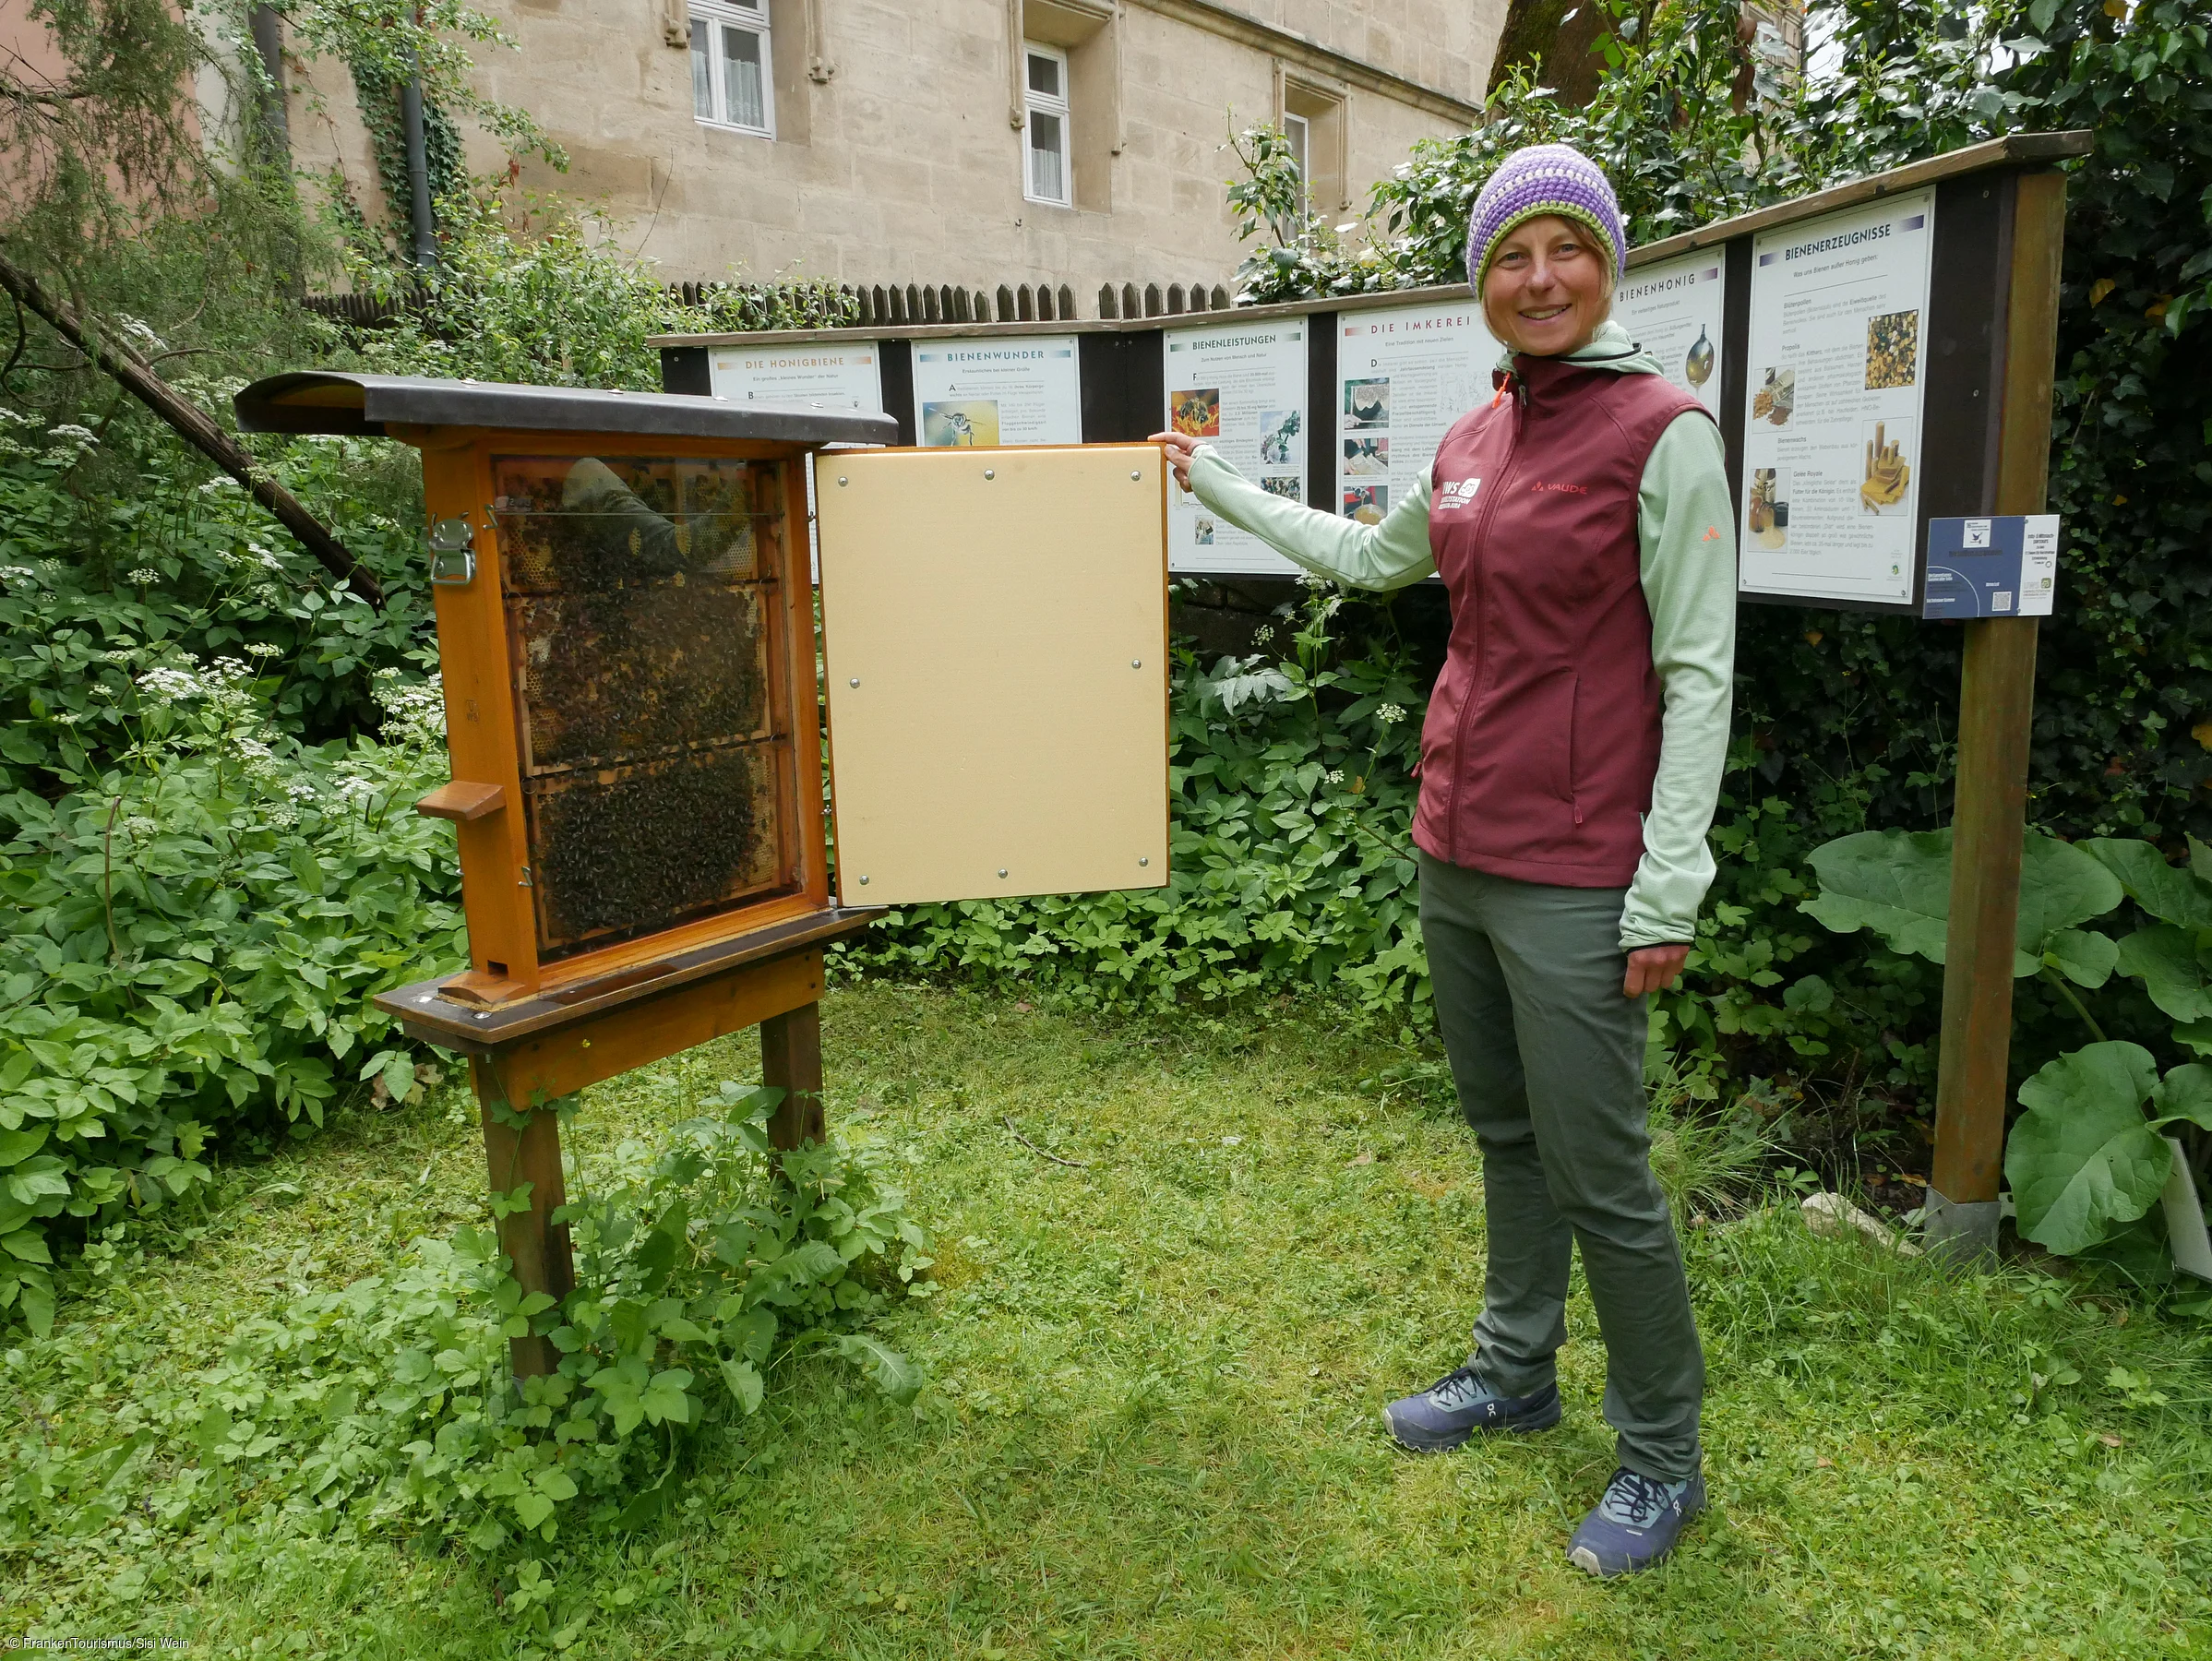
[2084,838,2212,929]
[2015,834,2125,964]
[2006,1042,2171,1255]
[2149,1062,2212,1134]
[1802,829,2122,977]
[2114,924,2212,1022]
[1801,830,1955,963]
[2045,926,2119,990]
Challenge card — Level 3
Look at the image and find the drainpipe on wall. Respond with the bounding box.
[401,66,437,269]
[247,4,290,166]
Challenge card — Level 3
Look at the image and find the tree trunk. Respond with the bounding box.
[1486,0,1620,106]
[0,253,384,608]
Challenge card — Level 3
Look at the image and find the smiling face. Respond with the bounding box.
[1479,214,1613,358]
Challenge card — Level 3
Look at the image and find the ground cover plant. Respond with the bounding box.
[3,985,2206,1656]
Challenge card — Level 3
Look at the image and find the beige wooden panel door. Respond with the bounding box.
[816,444,1168,905]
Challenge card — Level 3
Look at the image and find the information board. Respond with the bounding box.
[911,336,1082,447]
[1334,300,1501,531]
[1738,188,1937,607]
[1163,317,1308,576]
[1612,253,1728,414]
[706,341,884,412]
[1921,514,2060,619]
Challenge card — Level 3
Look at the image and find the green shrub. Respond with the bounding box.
[0,1086,928,1555]
[0,415,464,1332]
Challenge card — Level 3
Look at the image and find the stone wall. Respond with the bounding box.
[281,0,1505,300]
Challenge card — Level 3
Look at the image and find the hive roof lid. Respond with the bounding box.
[233,370,897,446]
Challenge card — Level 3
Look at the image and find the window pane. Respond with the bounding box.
[723,25,765,129]
[1026,51,1060,99]
[1284,114,1309,185]
[690,19,712,120]
[1029,110,1064,201]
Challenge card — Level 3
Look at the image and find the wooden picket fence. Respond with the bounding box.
[305,274,1239,331]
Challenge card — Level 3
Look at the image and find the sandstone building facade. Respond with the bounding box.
[282,1,1509,303]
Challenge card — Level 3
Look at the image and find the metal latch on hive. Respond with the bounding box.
[427,516,475,585]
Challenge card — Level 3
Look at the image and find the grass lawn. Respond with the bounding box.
[6,982,2210,1658]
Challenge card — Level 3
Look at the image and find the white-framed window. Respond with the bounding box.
[1022,42,1070,207]
[691,0,774,137]
[1282,111,1310,199]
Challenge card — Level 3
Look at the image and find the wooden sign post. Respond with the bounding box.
[1924,171,2069,1257]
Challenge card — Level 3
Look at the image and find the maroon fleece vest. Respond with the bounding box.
[1416,354,1713,888]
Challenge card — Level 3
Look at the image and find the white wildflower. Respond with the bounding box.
[124,816,157,836]
[243,642,281,659]
[1325,769,1345,784]
[47,424,96,444]
[1253,626,1274,645]
[0,566,37,585]
[137,665,204,699]
[197,476,243,494]
[1376,703,1406,725]
[126,568,161,585]
[52,711,82,724]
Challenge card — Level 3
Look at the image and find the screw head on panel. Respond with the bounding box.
[984,469,996,480]
[858,875,869,885]
[998,868,1009,878]
[1130,470,1142,481]
[1131,659,1142,668]
[1139,856,1149,866]
[837,475,848,486]
[848,676,860,687]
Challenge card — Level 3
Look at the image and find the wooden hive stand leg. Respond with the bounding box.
[472,1056,575,1378]
[760,1002,825,1151]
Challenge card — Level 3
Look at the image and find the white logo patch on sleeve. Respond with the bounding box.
[1438,477,1482,510]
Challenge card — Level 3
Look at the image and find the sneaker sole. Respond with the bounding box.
[1381,1399,1563,1452]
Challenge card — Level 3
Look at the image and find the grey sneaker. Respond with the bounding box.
[1381,1363,1562,1452]
[1567,1467,1707,1576]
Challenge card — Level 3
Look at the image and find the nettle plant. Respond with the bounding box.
[1806,830,2212,1258]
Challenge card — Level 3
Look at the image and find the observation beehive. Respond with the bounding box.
[235,375,891,1010]
[234,374,1170,1019]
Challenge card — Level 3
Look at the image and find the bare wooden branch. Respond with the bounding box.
[1003,1116,1090,1169]
[0,251,384,608]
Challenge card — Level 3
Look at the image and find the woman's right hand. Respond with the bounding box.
[1147,430,1200,493]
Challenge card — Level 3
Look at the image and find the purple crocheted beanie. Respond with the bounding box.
[1465,143,1627,293]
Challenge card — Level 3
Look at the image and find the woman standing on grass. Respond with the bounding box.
[1152,144,1736,1578]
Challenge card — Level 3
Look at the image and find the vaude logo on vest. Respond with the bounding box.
[1438,477,1482,509]
[1528,481,1590,495]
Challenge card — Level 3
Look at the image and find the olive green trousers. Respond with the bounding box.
[1417,851,1704,1481]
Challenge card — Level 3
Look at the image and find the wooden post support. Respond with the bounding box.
[761,1002,825,1150]
[472,1058,575,1377]
[1926,170,2068,1259]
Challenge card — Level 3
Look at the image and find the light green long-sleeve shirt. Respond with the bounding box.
[1186,320,1738,951]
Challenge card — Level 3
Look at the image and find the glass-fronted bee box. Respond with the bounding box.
[232,372,900,1010]
[492,454,795,960]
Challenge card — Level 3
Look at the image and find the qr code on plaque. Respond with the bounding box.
[1994,592,2015,612]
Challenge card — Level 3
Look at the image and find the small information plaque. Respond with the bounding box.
[1920,514,2060,619]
